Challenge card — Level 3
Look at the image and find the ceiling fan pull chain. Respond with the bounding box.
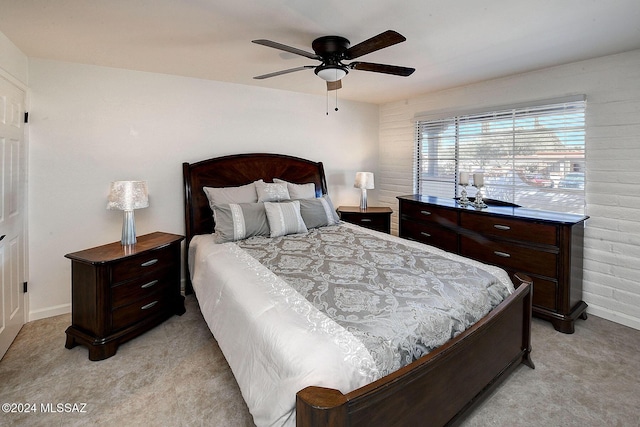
[326,89,329,115]
[335,88,339,112]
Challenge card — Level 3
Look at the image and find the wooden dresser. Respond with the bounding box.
[64,232,185,360]
[398,195,588,333]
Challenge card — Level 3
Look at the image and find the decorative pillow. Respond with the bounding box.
[264,201,308,238]
[212,203,270,243]
[203,183,257,209]
[255,179,291,202]
[298,195,340,229]
[273,178,317,199]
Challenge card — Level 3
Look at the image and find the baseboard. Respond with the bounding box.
[586,305,640,331]
[29,303,71,322]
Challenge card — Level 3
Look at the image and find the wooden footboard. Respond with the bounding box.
[296,274,534,427]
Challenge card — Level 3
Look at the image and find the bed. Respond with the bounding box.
[183,153,534,427]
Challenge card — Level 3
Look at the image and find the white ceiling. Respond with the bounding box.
[1,0,640,104]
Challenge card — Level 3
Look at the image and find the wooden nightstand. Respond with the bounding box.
[64,232,185,360]
[337,206,393,234]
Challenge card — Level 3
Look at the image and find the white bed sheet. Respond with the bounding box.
[189,234,379,427]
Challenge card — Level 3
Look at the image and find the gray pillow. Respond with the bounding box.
[273,178,317,199]
[264,201,308,237]
[298,195,340,229]
[203,183,258,209]
[212,203,270,242]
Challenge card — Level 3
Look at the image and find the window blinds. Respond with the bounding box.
[414,97,586,214]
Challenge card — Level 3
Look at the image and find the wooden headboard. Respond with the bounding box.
[182,153,327,287]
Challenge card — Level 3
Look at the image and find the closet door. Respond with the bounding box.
[0,74,27,359]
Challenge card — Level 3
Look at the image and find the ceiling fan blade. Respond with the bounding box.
[343,30,406,60]
[253,65,315,80]
[327,80,342,91]
[349,61,415,76]
[252,39,321,60]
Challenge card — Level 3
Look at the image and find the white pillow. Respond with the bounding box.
[203,183,257,208]
[264,201,308,237]
[273,178,317,199]
[255,179,291,202]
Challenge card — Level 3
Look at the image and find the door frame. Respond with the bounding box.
[0,66,29,359]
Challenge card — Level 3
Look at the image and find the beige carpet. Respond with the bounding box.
[1,295,639,426]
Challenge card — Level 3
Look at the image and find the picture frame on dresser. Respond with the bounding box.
[398,195,589,333]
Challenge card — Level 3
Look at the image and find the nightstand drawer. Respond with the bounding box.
[337,206,392,234]
[460,213,557,246]
[112,293,171,331]
[344,214,387,230]
[111,247,176,283]
[111,274,173,309]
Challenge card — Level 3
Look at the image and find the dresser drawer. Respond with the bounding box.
[111,247,176,283]
[460,235,558,278]
[111,274,173,309]
[111,293,171,331]
[530,276,558,311]
[400,220,458,253]
[460,213,557,246]
[401,201,458,226]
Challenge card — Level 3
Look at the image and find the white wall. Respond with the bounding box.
[0,30,28,85]
[27,58,379,320]
[379,49,640,331]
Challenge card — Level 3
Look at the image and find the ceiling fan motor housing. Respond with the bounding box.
[312,36,350,81]
[312,36,350,56]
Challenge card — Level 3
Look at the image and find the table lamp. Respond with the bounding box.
[107,180,149,245]
[354,172,374,210]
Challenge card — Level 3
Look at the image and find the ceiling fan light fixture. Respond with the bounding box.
[315,65,347,82]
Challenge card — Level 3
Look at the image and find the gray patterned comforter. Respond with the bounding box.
[235,223,513,376]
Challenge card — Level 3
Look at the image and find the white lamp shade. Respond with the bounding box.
[316,66,347,82]
[107,181,149,211]
[354,172,375,190]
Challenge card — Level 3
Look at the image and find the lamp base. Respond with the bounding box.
[121,210,137,245]
[359,189,368,211]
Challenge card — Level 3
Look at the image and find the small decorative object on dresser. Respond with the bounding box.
[398,195,589,333]
[337,205,392,234]
[64,232,185,360]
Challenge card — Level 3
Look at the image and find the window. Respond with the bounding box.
[414,97,586,214]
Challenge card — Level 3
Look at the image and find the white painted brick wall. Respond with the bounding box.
[378,49,640,330]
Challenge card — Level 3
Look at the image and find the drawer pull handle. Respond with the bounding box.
[360,218,372,222]
[141,301,158,310]
[141,259,158,267]
[494,251,511,258]
[494,224,511,231]
[420,210,432,216]
[420,232,432,238]
[141,280,158,289]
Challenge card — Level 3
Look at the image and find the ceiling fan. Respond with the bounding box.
[252,30,415,91]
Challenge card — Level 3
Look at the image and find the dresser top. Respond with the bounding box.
[398,195,589,225]
[65,231,184,264]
